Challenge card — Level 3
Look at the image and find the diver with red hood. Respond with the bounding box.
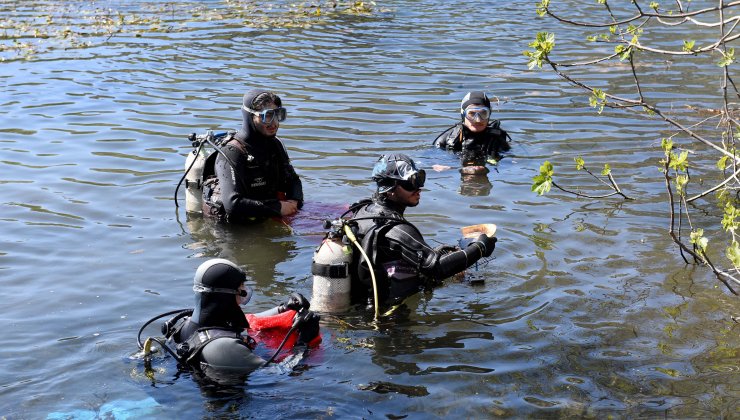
[201,89,303,223]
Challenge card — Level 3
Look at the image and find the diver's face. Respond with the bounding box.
[252,101,280,137]
[462,104,490,133]
[390,183,421,207]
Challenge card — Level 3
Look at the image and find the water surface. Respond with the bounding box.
[1,0,738,418]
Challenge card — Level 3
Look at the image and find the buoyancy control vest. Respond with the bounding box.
[176,327,255,364]
[348,199,424,305]
[201,133,298,222]
[167,316,263,374]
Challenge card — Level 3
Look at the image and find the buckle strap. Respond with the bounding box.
[311,262,348,278]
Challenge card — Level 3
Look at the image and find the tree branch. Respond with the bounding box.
[543,1,740,28]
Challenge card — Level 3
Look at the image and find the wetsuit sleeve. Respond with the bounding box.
[274,139,304,208]
[215,146,282,220]
[384,223,485,281]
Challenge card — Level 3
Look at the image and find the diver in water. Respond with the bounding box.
[201,89,303,223]
[433,91,511,172]
[346,154,497,308]
[156,259,320,379]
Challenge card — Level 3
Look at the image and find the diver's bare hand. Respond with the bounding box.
[280,200,299,216]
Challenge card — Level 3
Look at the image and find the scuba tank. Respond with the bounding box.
[311,219,353,313]
[176,131,231,212]
[184,133,209,213]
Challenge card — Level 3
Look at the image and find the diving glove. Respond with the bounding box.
[473,234,496,258]
[297,310,321,346]
[278,292,310,313]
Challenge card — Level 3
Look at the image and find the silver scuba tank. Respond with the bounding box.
[311,236,352,313]
[184,145,208,213]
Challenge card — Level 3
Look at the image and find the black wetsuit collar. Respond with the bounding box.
[373,194,407,217]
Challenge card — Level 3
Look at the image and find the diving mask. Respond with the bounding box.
[397,170,426,191]
[463,106,490,122]
[193,282,253,305]
[243,106,287,124]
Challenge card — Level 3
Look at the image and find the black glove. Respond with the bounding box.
[279,292,310,313]
[297,310,320,345]
[472,234,496,258]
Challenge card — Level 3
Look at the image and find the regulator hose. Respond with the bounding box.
[174,130,230,209]
[343,224,380,320]
[262,309,310,367]
[174,140,206,208]
[137,308,192,364]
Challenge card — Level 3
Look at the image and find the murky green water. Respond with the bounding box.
[1,0,738,418]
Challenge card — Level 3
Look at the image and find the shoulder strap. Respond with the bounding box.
[182,327,243,365]
[208,134,258,195]
[432,123,462,145]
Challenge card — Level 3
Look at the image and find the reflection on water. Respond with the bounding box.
[459,172,493,197]
[184,215,297,288]
[1,0,738,418]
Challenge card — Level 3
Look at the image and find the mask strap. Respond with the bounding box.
[193,283,246,296]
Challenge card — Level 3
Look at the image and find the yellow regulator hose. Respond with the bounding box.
[343,224,380,320]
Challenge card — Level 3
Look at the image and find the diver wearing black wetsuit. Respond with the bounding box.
[202,89,303,223]
[349,154,497,306]
[168,259,319,378]
[433,91,510,167]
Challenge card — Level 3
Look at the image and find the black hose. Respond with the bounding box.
[146,337,184,363]
[261,308,313,367]
[174,141,206,208]
[261,324,299,367]
[137,308,192,350]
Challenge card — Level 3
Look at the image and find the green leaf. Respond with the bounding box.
[650,1,659,11]
[718,48,735,67]
[682,40,695,53]
[675,174,688,196]
[525,32,555,69]
[717,155,729,170]
[661,138,674,154]
[669,150,689,172]
[575,156,585,170]
[536,0,550,17]
[722,203,739,232]
[532,161,554,195]
[727,241,740,268]
[601,163,611,176]
[589,88,606,114]
[690,229,708,253]
[619,46,632,61]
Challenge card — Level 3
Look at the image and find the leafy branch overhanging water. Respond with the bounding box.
[526,0,740,295]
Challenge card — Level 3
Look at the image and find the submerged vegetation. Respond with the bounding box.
[0,0,380,61]
[526,0,740,295]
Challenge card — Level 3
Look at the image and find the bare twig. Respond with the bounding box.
[551,181,626,199]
